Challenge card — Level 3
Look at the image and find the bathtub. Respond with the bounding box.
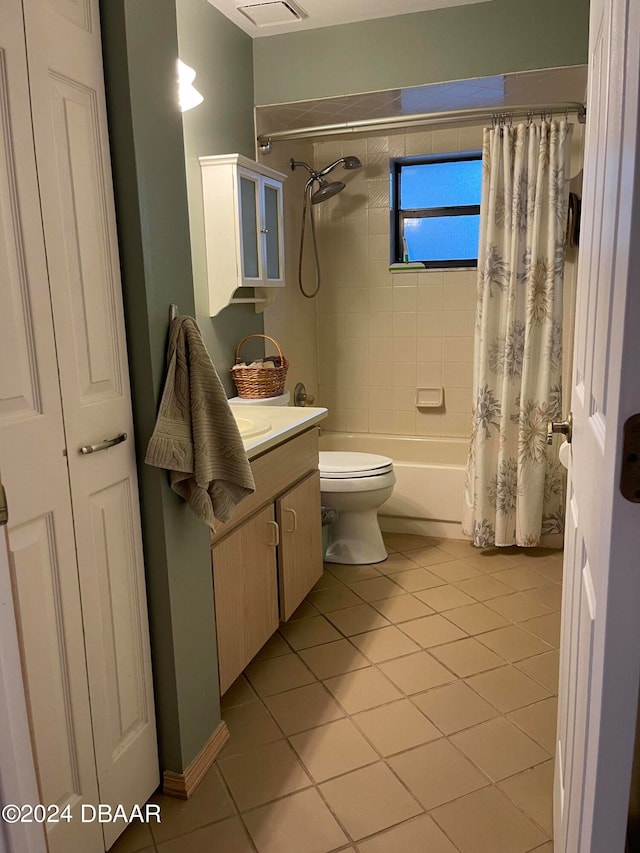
[319,431,470,540]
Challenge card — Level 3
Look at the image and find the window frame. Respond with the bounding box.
[391,152,482,269]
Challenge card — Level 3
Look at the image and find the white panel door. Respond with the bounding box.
[21,0,159,845]
[554,0,640,849]
[0,2,102,851]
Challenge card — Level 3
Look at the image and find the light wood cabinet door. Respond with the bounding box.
[277,472,323,621]
[212,504,279,694]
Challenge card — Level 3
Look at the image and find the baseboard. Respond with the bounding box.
[162,721,230,800]
[379,515,468,540]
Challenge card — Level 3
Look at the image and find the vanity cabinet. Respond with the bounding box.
[199,154,286,317]
[211,428,323,694]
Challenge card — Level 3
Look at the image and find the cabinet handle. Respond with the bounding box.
[284,509,297,533]
[267,520,280,547]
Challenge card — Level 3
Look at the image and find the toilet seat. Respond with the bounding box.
[319,451,393,479]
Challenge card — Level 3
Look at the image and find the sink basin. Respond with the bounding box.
[234,414,271,439]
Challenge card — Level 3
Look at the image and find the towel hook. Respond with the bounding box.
[169,303,179,323]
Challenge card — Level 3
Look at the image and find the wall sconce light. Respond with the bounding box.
[178,59,204,112]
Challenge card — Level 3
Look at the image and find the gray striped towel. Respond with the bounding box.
[145,317,255,529]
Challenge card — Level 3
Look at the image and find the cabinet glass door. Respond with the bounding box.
[239,174,260,280]
[263,178,283,283]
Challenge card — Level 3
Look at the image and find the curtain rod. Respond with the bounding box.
[257,102,586,151]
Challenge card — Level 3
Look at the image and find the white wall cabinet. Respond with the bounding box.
[200,154,286,316]
[211,429,323,694]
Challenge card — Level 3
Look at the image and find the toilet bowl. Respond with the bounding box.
[319,451,395,565]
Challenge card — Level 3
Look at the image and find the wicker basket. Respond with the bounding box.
[232,334,289,399]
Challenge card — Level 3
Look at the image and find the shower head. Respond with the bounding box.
[311,179,346,204]
[316,156,363,178]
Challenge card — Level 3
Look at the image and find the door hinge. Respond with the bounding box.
[0,483,8,526]
[620,414,640,503]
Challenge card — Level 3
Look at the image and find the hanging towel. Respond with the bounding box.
[145,316,255,529]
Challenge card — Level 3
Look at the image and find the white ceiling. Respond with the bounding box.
[207,0,493,38]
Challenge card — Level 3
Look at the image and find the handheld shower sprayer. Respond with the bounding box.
[290,155,362,298]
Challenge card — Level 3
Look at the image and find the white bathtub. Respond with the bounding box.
[319,431,470,540]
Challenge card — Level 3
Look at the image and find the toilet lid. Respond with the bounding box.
[319,451,393,479]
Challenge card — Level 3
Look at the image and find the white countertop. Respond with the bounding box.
[230,404,328,460]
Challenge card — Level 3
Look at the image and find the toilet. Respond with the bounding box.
[319,451,396,565]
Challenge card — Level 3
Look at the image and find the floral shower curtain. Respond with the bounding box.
[462,119,573,548]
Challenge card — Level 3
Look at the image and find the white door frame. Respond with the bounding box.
[0,523,46,853]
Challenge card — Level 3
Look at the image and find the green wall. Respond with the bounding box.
[177,0,264,393]
[253,0,590,105]
[100,0,223,774]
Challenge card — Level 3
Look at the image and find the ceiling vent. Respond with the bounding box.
[237,1,307,27]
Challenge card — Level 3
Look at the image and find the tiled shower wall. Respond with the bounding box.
[264,122,583,438]
[314,126,483,437]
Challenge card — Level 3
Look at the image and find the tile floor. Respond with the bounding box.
[113,534,562,853]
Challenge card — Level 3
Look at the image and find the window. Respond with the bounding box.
[391,153,482,268]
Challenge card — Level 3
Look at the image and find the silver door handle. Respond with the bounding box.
[547,413,572,445]
[80,433,127,455]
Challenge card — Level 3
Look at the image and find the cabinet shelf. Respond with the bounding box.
[199,153,286,317]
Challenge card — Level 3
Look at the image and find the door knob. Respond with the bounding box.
[547,413,573,445]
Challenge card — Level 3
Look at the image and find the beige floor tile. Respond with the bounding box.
[415,584,476,612]
[312,570,344,590]
[245,654,315,697]
[111,820,154,853]
[525,584,563,611]
[429,560,482,582]
[369,593,434,623]
[467,665,551,713]
[221,675,256,710]
[376,552,422,574]
[508,697,558,753]
[487,593,553,623]
[319,762,422,840]
[454,574,513,601]
[516,651,560,693]
[430,637,505,677]
[289,600,319,620]
[325,563,381,582]
[492,566,554,591]
[353,699,441,755]
[520,612,562,647]
[324,667,403,713]
[477,625,552,662]
[399,614,467,647]
[462,552,519,573]
[530,843,554,852]
[218,740,311,811]
[264,682,345,735]
[386,568,447,592]
[156,816,253,853]
[451,717,550,781]
[431,786,548,853]
[348,576,405,602]
[289,717,378,782]
[384,532,437,552]
[279,616,342,650]
[220,701,282,757]
[243,788,348,853]
[444,602,511,635]
[357,814,459,853]
[499,760,554,835]
[379,651,457,694]
[253,632,291,661]
[388,738,489,809]
[435,538,476,559]
[529,559,563,584]
[149,766,235,843]
[299,639,370,679]
[412,681,498,734]
[401,546,456,568]
[350,625,421,662]
[325,603,391,636]
[306,585,363,613]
